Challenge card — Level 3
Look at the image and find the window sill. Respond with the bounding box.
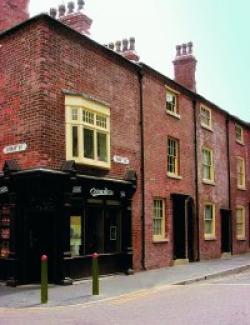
[201,124,213,132]
[202,179,215,186]
[236,237,246,241]
[236,140,244,146]
[167,173,183,180]
[204,236,216,241]
[153,238,169,244]
[70,157,111,170]
[237,186,247,191]
[166,110,181,120]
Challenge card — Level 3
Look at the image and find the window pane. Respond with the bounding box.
[83,128,94,159]
[96,115,107,128]
[97,132,107,162]
[166,92,176,112]
[70,216,82,256]
[72,126,78,157]
[82,110,94,124]
[71,108,78,121]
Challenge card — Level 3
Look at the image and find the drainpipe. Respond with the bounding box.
[226,117,233,252]
[193,99,200,261]
[138,68,146,270]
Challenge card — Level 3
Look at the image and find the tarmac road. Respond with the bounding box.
[1,270,250,325]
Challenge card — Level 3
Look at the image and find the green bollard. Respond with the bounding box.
[41,255,48,304]
[92,252,99,295]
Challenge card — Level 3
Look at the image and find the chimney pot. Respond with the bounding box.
[129,37,135,51]
[108,43,115,50]
[176,45,181,56]
[115,41,121,52]
[58,4,66,17]
[182,43,187,55]
[50,8,57,18]
[67,1,75,14]
[122,39,129,52]
[77,0,85,11]
[187,41,193,54]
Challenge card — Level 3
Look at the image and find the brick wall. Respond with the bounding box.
[142,72,196,268]
[0,0,29,32]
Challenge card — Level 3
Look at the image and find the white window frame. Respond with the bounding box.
[153,199,166,241]
[236,206,246,240]
[204,203,215,240]
[167,137,180,177]
[202,147,215,184]
[200,105,212,130]
[235,124,244,144]
[166,87,180,119]
[65,95,111,169]
[236,157,246,190]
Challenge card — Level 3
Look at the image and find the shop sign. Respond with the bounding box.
[90,187,114,197]
[113,155,130,165]
[0,186,8,194]
[3,143,27,154]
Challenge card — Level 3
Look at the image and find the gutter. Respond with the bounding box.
[193,99,200,261]
[138,68,146,270]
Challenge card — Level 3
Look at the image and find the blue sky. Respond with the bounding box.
[30,0,250,122]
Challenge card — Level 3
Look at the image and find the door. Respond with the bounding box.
[221,209,231,253]
[26,211,56,282]
[173,195,197,262]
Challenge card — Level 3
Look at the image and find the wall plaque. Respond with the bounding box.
[3,143,27,154]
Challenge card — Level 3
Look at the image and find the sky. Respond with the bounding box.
[30,0,250,122]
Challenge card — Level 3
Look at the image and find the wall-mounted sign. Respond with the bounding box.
[113,155,130,165]
[90,187,114,197]
[0,186,8,195]
[72,186,82,194]
[3,143,27,154]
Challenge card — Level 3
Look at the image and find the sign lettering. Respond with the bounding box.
[90,187,114,197]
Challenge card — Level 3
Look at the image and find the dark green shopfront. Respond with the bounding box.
[0,161,136,285]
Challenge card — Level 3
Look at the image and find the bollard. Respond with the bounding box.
[41,255,48,304]
[92,252,99,295]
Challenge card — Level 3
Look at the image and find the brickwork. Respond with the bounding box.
[0,17,142,270]
[0,0,29,32]
[142,72,196,268]
[228,120,250,254]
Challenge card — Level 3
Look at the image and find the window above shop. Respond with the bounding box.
[167,137,181,179]
[202,147,215,185]
[65,95,111,169]
[236,157,246,190]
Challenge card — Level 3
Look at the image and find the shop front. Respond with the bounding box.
[0,161,136,285]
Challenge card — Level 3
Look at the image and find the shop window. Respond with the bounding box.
[235,124,244,144]
[76,204,122,256]
[65,95,110,169]
[202,147,215,184]
[0,205,11,258]
[236,206,246,239]
[200,105,212,130]
[70,216,82,256]
[167,137,180,177]
[204,203,215,239]
[236,157,246,189]
[153,199,165,241]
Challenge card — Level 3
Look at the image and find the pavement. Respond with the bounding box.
[1,253,250,309]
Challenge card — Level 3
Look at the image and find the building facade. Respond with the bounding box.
[0,0,249,285]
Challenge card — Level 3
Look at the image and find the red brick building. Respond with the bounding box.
[0,0,249,285]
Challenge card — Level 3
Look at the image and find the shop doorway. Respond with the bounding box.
[221,209,232,253]
[26,211,56,282]
[172,194,198,262]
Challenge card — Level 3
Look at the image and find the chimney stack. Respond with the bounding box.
[49,0,92,36]
[0,0,30,32]
[173,42,197,92]
[108,37,140,62]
